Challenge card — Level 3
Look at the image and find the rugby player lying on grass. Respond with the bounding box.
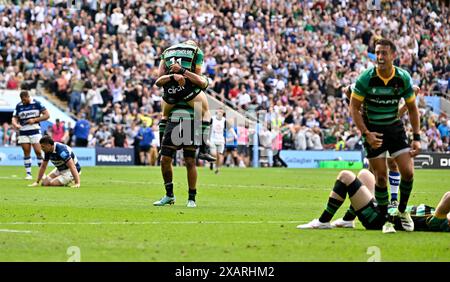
[297,169,449,232]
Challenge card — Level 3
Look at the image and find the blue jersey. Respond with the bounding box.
[137,127,155,147]
[44,142,81,172]
[13,99,46,136]
[225,127,238,148]
[74,119,90,140]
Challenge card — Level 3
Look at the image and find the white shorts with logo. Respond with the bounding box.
[18,134,42,144]
[49,168,80,185]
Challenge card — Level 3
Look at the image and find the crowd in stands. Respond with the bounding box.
[0,0,449,166]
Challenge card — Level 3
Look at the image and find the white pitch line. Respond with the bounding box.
[105,180,333,191]
[0,176,443,193]
[0,220,304,226]
[0,229,33,233]
[103,180,436,193]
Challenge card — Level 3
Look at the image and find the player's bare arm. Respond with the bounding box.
[398,86,419,117]
[12,116,21,130]
[26,109,50,125]
[29,160,49,187]
[155,60,185,87]
[67,158,81,188]
[350,96,383,149]
[406,98,421,157]
[169,63,208,89]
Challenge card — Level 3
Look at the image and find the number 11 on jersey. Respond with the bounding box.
[169,57,182,66]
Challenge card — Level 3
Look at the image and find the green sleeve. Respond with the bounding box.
[195,48,204,66]
[352,73,368,98]
[400,70,414,100]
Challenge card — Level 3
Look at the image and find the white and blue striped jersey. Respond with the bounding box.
[13,99,46,136]
[44,142,81,172]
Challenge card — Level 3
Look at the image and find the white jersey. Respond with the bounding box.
[210,116,226,144]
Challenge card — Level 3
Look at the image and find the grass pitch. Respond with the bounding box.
[0,166,449,262]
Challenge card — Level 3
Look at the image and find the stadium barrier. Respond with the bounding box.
[319,160,364,169]
[414,152,450,169]
[0,147,96,167]
[279,150,363,168]
[95,147,135,166]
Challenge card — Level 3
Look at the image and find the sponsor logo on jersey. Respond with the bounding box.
[168,85,185,94]
[166,49,194,57]
[19,110,39,119]
[367,97,398,104]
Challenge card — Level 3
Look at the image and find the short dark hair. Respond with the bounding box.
[39,135,54,145]
[20,90,29,98]
[375,38,396,53]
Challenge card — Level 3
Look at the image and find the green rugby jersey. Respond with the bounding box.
[388,204,435,217]
[169,100,195,121]
[160,43,205,97]
[351,66,415,125]
[161,42,204,72]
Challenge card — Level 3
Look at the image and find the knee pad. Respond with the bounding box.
[348,178,363,197]
[332,180,347,199]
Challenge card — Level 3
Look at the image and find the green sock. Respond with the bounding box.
[343,206,357,221]
[375,185,389,215]
[319,197,344,223]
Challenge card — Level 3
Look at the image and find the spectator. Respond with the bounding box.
[69,75,85,113]
[0,122,12,146]
[52,119,66,143]
[137,122,155,166]
[112,124,127,148]
[438,118,449,144]
[95,123,113,148]
[73,113,90,147]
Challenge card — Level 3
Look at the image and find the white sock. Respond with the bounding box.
[389,171,400,200]
[24,157,32,175]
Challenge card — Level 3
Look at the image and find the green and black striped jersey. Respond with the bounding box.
[169,100,195,121]
[160,43,205,97]
[161,42,204,72]
[351,66,415,126]
[388,204,435,217]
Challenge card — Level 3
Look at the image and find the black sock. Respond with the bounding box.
[398,179,413,213]
[342,206,357,221]
[375,185,389,215]
[319,197,344,223]
[188,189,196,201]
[165,182,174,197]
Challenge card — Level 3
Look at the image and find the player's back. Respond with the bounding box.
[162,42,201,72]
[161,43,205,100]
[46,142,81,172]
